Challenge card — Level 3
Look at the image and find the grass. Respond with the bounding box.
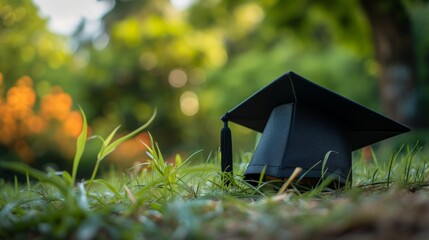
[1,112,429,239]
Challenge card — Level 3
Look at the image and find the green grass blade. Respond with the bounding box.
[321,150,337,179]
[72,106,88,186]
[257,165,267,187]
[88,109,157,191]
[371,168,379,184]
[104,125,122,146]
[387,145,404,188]
[26,172,30,190]
[99,109,157,160]
[92,179,124,200]
[88,135,105,142]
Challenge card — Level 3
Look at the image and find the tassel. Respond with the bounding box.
[221,114,233,175]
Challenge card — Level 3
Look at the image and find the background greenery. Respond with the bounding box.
[0,0,428,178]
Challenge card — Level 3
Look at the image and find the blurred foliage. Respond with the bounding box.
[0,0,428,176]
[78,0,380,155]
[0,0,79,94]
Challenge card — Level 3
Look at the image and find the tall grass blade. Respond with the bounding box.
[257,165,267,187]
[104,125,122,146]
[403,144,419,185]
[371,168,379,184]
[321,151,337,179]
[386,145,404,188]
[26,172,30,190]
[72,106,88,186]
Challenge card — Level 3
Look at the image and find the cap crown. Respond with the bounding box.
[244,102,351,183]
[227,71,410,151]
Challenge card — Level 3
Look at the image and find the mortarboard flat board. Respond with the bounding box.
[220,71,410,187]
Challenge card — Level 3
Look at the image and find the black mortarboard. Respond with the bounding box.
[220,71,410,187]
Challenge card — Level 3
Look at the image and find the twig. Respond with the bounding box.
[277,167,303,194]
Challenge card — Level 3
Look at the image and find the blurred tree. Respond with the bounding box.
[360,0,420,126]
[410,2,429,128]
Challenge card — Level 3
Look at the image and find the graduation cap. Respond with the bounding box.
[220,71,410,187]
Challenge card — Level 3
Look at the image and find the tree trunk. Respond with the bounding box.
[360,0,420,127]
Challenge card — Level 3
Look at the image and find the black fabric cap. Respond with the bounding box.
[222,71,410,185]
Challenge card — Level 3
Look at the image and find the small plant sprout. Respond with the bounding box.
[86,109,157,190]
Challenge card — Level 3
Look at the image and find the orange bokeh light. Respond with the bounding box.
[40,86,73,121]
[0,73,148,167]
[6,76,36,120]
[62,111,83,137]
[0,74,81,164]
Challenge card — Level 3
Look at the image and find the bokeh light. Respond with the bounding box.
[40,86,72,121]
[168,69,188,88]
[139,52,158,70]
[180,91,199,116]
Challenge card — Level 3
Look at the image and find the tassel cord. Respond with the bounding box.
[221,115,233,174]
